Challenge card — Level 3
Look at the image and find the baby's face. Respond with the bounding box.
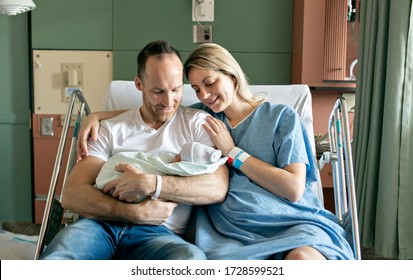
[174,153,182,162]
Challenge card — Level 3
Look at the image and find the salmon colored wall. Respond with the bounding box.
[32,114,74,223]
[311,90,355,138]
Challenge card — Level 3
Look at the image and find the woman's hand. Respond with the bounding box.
[76,110,126,161]
[203,115,235,156]
[76,113,101,161]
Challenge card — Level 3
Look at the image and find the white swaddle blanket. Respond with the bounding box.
[95,146,227,191]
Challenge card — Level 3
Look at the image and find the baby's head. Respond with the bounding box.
[180,142,222,164]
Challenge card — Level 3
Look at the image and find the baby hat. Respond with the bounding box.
[181,142,222,164]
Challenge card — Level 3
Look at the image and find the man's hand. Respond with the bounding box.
[129,198,178,225]
[102,163,178,225]
[103,163,155,202]
[62,156,178,225]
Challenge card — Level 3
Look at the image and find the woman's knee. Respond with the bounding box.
[285,246,326,260]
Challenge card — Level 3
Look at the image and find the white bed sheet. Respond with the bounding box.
[0,230,37,260]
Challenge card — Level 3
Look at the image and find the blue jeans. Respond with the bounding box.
[40,218,206,260]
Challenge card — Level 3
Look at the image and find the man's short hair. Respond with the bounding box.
[137,40,182,80]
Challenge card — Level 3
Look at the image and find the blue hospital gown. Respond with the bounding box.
[193,102,355,260]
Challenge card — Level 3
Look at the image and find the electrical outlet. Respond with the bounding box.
[41,117,54,136]
[193,25,212,43]
[192,0,214,22]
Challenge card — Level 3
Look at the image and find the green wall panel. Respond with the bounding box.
[0,16,31,114]
[113,50,291,85]
[113,0,193,51]
[31,0,113,50]
[0,15,32,222]
[113,50,138,81]
[0,124,32,221]
[113,50,192,81]
[214,0,292,53]
[113,0,292,53]
[112,0,292,84]
[233,53,292,85]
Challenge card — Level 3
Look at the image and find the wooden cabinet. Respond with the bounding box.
[323,0,348,81]
[292,0,358,87]
[292,0,326,86]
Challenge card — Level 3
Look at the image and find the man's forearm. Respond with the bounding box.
[158,164,229,205]
[62,180,178,225]
[60,156,132,222]
[61,180,128,221]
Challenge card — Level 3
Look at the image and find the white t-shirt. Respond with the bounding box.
[88,105,215,234]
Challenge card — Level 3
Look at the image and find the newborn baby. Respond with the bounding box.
[174,142,222,164]
[94,142,226,203]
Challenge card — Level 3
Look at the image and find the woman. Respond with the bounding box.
[182,43,354,260]
[77,43,355,260]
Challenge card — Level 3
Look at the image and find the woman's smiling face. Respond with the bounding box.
[188,68,236,113]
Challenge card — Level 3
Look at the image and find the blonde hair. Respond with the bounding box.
[184,43,264,104]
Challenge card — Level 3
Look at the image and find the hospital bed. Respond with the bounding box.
[34,81,360,260]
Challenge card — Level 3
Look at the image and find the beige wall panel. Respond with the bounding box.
[33,50,113,114]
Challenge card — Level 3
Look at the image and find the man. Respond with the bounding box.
[40,40,228,260]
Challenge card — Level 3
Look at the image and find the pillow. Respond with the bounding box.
[103,81,199,110]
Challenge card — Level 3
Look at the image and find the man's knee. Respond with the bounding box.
[163,243,206,260]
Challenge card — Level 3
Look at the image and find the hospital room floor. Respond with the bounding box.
[0,221,394,260]
[2,221,41,235]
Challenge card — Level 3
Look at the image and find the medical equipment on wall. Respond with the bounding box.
[347,0,357,22]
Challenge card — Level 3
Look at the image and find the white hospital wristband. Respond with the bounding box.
[227,147,250,169]
[233,150,250,169]
[151,175,162,200]
[227,147,243,166]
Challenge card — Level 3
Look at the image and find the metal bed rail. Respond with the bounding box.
[34,90,90,260]
[318,98,361,260]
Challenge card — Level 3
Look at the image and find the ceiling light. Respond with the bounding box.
[0,0,36,16]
